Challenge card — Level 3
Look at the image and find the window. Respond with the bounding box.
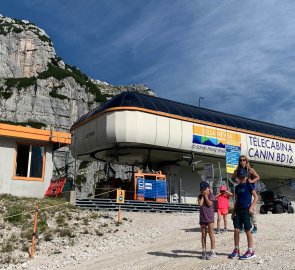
[14,143,45,180]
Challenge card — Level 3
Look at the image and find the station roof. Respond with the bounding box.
[0,123,71,145]
[72,92,295,140]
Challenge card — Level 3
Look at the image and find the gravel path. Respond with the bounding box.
[11,211,295,270]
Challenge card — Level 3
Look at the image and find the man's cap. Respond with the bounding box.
[237,168,248,178]
[220,185,227,191]
[200,181,210,191]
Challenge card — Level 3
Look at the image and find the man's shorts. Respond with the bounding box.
[218,208,229,215]
[233,208,251,231]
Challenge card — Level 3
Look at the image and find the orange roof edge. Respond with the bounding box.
[0,123,71,144]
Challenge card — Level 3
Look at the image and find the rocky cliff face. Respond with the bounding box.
[0,16,57,78]
[0,15,155,198]
[0,15,155,131]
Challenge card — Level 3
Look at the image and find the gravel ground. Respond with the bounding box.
[4,210,295,270]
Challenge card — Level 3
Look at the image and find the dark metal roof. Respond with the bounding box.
[71,92,295,140]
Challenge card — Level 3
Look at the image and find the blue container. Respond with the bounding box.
[136,178,167,200]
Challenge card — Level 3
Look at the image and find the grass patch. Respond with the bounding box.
[0,120,47,129]
[4,205,27,225]
[59,228,75,238]
[55,214,66,226]
[43,230,54,242]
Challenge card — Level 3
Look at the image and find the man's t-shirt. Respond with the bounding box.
[235,182,254,209]
[199,192,215,224]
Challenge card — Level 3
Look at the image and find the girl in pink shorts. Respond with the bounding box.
[215,185,233,233]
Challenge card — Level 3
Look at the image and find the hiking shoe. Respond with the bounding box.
[207,251,216,260]
[215,229,220,234]
[239,250,256,260]
[251,227,257,234]
[228,248,240,258]
[201,251,207,260]
[223,228,228,233]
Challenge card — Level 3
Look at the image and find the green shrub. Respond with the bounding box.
[0,120,47,129]
[39,35,51,44]
[12,27,23,33]
[4,205,25,225]
[20,229,32,241]
[78,161,91,170]
[21,244,29,252]
[55,214,66,226]
[39,64,107,103]
[83,217,89,225]
[43,231,53,242]
[49,88,70,100]
[5,77,36,90]
[95,230,103,236]
[37,216,48,234]
[59,228,75,238]
[76,175,87,187]
[1,242,13,253]
[0,87,13,99]
[38,64,73,81]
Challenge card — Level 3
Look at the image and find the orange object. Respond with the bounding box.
[116,189,125,204]
[45,177,66,197]
[0,123,71,144]
[29,203,39,258]
[118,205,121,224]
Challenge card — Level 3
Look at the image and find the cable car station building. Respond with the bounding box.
[70,92,295,203]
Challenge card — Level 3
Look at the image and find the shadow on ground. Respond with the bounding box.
[148,249,229,259]
[182,227,234,233]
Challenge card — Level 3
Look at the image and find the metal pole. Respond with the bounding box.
[198,97,204,107]
[73,136,77,190]
[218,161,223,187]
[178,178,182,203]
[169,174,172,202]
[65,151,69,178]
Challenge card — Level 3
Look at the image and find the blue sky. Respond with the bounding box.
[1,0,295,128]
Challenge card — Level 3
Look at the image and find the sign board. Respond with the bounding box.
[191,123,295,168]
[203,163,214,182]
[116,189,125,204]
[226,144,241,173]
[192,125,241,157]
[246,135,294,166]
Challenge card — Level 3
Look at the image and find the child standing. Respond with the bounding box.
[229,168,258,260]
[198,181,216,260]
[215,185,233,234]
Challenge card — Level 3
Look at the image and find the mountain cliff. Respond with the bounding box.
[0,15,155,132]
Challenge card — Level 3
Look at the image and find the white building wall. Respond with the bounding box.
[0,137,53,198]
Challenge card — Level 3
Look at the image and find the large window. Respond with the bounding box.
[14,143,45,180]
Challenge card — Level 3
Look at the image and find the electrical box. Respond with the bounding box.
[134,171,167,202]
